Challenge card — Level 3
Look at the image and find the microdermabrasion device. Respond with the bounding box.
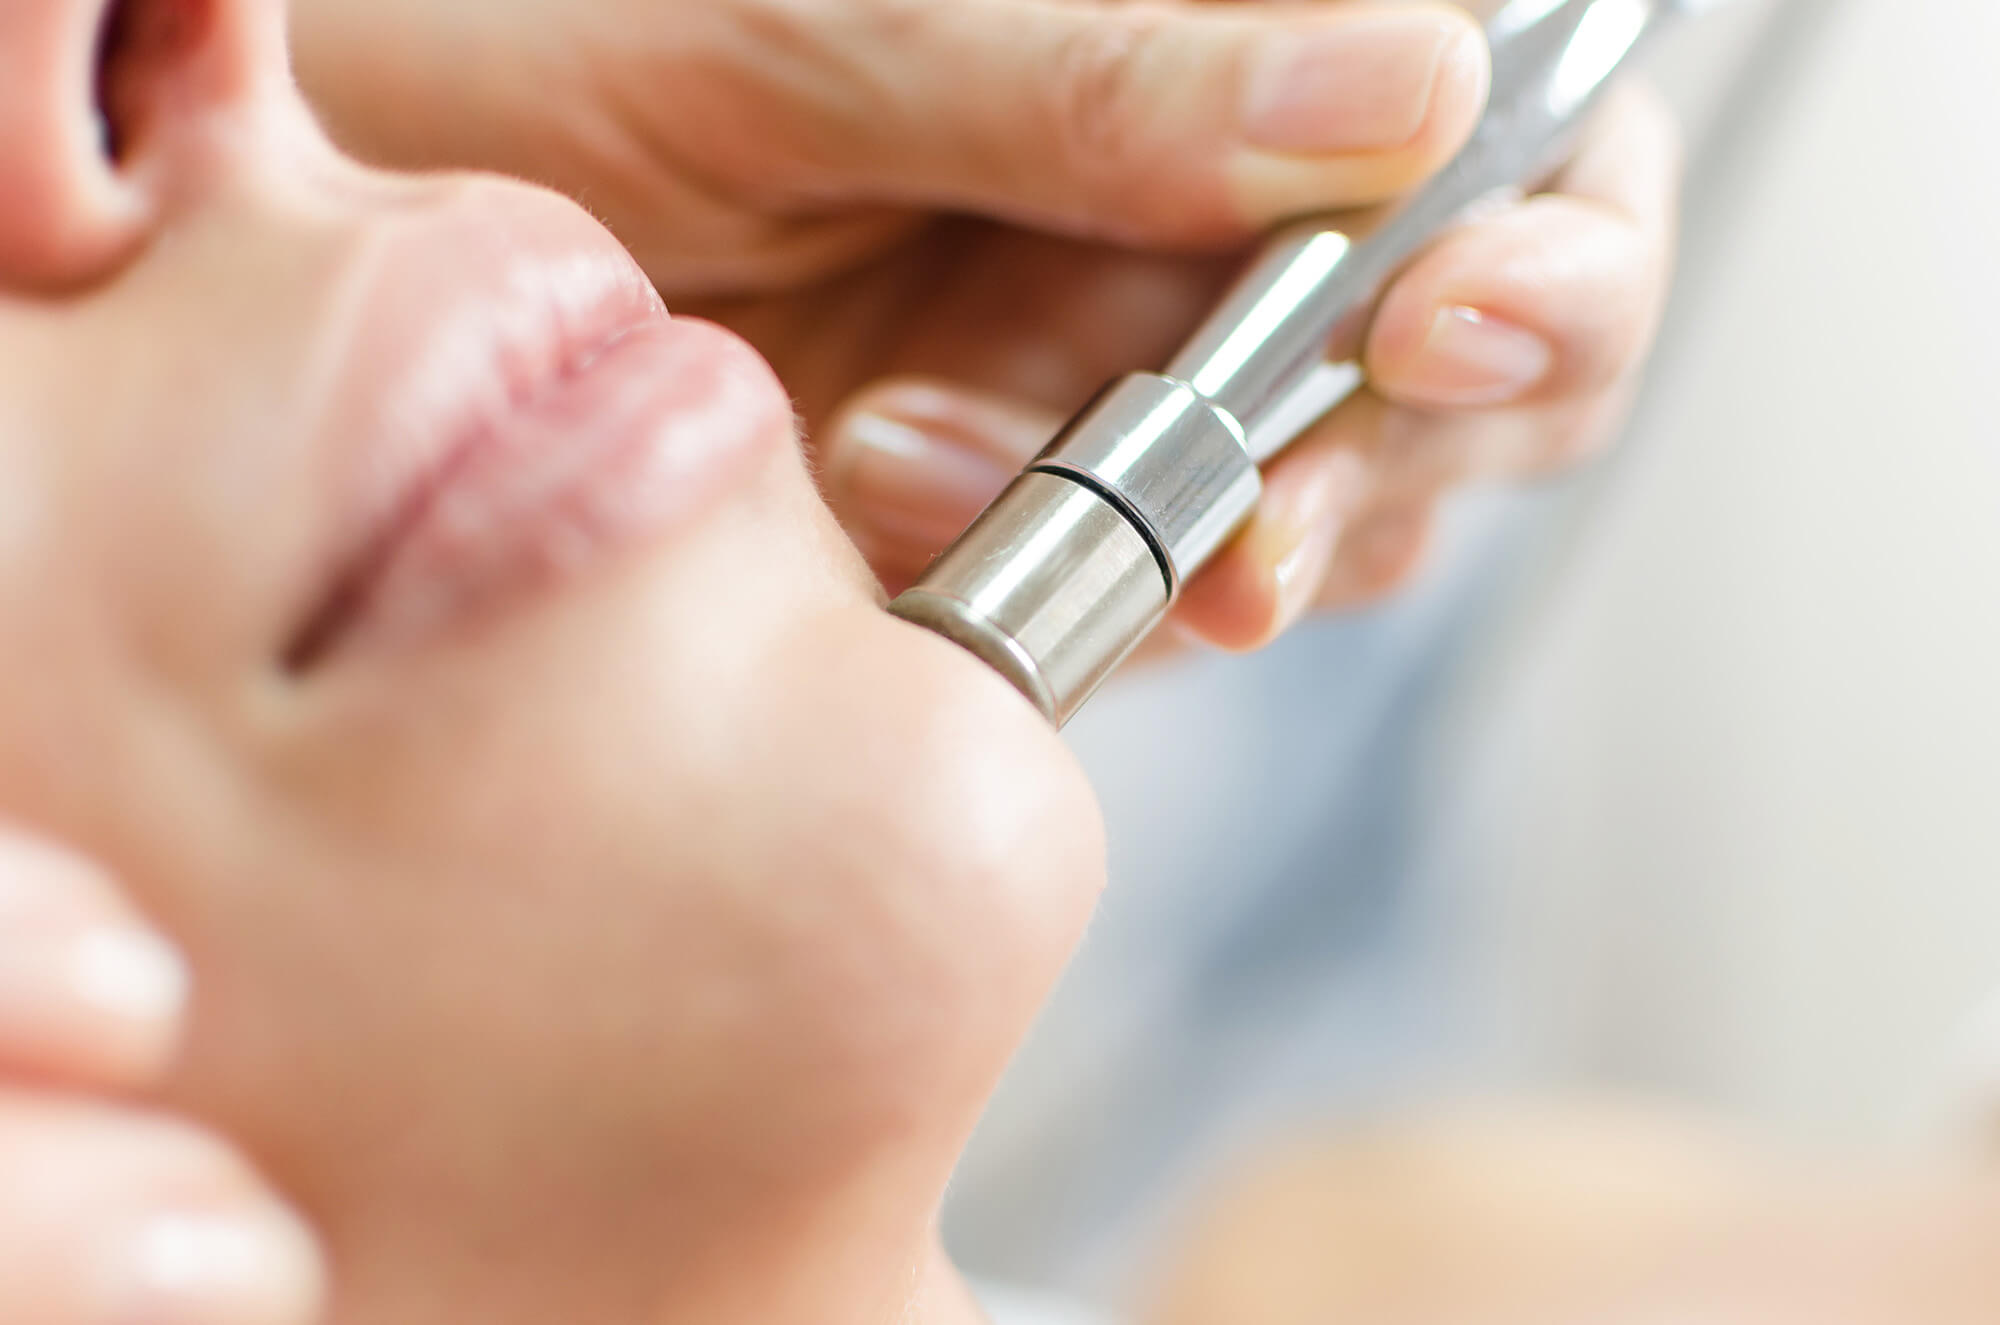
[890,0,1716,726]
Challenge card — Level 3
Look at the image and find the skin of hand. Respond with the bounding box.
[289,0,1683,651]
[0,830,325,1325]
[1140,1103,2000,1325]
[2,1,1101,1323]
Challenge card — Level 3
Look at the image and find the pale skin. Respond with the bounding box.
[2,0,1095,1322]
[0,1,1692,1324]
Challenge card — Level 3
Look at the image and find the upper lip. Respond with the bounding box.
[282,186,685,671]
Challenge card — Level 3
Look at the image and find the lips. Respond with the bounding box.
[286,191,793,670]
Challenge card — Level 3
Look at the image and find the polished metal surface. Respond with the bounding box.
[1172,0,1676,462]
[890,471,1170,726]
[1032,374,1264,588]
[891,0,1706,724]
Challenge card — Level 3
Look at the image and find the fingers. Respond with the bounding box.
[1169,390,1450,649]
[739,0,1488,246]
[820,376,1600,645]
[1171,434,1376,650]
[821,380,1057,595]
[1174,84,1686,646]
[1174,372,1639,646]
[818,376,1405,646]
[0,831,189,1090]
[819,87,1683,649]
[0,1091,324,1325]
[1367,83,1684,415]
[0,831,326,1322]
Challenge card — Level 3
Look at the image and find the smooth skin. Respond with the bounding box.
[0,0,1099,1322]
[289,0,1685,650]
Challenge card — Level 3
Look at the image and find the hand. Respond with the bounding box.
[815,81,1685,651]
[0,830,325,1325]
[1142,1104,2000,1325]
[290,0,1680,650]
[292,0,1489,295]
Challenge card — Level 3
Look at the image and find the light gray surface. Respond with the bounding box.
[976,1283,1114,1325]
[1434,0,2000,1148]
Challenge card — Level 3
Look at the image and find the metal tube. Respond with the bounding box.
[891,0,1707,725]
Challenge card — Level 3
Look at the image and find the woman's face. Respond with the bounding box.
[0,1,1103,1320]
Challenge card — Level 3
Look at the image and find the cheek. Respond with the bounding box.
[145,444,1100,1291]
[718,609,1107,1158]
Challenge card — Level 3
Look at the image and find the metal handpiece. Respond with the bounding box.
[891,0,1699,726]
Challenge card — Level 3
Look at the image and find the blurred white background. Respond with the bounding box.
[1436,0,2000,1150]
[954,3,2000,1312]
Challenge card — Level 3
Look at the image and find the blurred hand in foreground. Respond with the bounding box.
[1145,1102,2000,1325]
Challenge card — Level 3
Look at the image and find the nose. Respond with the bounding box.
[0,0,289,290]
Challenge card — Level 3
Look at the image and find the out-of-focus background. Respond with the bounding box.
[950,0,2000,1313]
[1428,0,2000,1151]
[1432,0,2000,1152]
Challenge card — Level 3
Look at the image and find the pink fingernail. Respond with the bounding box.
[1409,306,1553,407]
[0,870,187,1078]
[68,929,189,1024]
[103,1206,326,1325]
[1241,15,1481,155]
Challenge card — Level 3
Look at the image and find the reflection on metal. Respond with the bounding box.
[1171,230,1354,419]
[892,0,1718,726]
[1490,0,1572,44]
[1553,0,1654,115]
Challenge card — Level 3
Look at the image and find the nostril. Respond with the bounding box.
[95,0,212,164]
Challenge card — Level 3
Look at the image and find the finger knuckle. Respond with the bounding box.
[1043,18,1159,192]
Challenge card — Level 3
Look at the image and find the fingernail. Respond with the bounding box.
[105,1208,325,1325]
[69,928,190,1024]
[1241,14,1480,155]
[834,412,1016,550]
[1407,306,1553,407]
[0,898,188,1074]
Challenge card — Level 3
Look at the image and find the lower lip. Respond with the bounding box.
[291,317,790,667]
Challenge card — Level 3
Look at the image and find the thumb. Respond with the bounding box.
[747,0,1488,247]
